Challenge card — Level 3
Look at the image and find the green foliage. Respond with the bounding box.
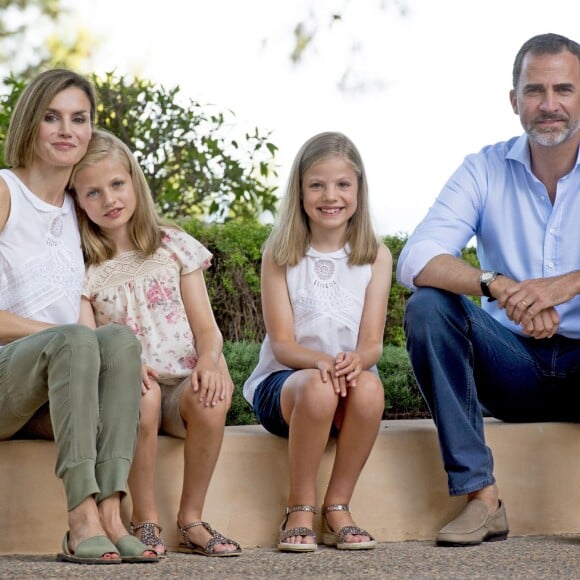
[180,219,270,342]
[0,72,280,223]
[93,72,279,222]
[0,74,25,167]
[462,245,482,306]
[378,345,429,419]
[462,245,479,268]
[383,233,411,346]
[223,341,260,427]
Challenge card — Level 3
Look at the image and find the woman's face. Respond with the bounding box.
[34,86,93,169]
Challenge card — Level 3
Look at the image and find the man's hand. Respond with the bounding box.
[520,308,560,338]
[498,276,573,338]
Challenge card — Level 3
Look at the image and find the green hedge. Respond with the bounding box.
[182,219,269,342]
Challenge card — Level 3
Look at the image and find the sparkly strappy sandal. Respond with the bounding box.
[278,505,318,552]
[321,504,376,550]
[130,522,167,558]
[178,521,241,557]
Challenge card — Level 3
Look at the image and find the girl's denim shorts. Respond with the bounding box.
[252,370,295,438]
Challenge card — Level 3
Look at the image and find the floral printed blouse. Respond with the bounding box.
[82,227,212,379]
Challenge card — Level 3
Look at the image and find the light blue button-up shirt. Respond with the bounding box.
[397,134,580,338]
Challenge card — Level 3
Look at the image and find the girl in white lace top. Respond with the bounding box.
[243,132,392,552]
[71,130,240,557]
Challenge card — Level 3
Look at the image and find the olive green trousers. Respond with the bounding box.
[0,323,141,510]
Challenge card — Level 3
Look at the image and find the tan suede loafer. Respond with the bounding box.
[436,499,509,547]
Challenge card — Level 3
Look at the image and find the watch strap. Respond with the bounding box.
[480,271,502,302]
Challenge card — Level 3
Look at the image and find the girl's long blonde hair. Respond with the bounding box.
[70,129,175,265]
[267,131,379,267]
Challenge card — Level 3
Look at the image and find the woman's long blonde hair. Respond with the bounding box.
[267,131,379,267]
[70,129,175,265]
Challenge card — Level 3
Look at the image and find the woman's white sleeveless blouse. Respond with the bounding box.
[0,170,84,326]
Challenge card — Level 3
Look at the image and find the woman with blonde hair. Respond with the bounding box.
[0,69,157,565]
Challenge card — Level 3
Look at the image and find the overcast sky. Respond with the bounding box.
[67,0,580,237]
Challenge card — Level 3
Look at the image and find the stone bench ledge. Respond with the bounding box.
[1,419,578,554]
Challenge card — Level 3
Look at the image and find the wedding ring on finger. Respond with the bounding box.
[520,300,529,309]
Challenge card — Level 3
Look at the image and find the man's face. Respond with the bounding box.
[510,49,580,147]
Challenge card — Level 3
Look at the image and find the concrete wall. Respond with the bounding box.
[1,419,578,554]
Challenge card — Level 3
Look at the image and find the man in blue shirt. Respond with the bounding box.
[397,33,580,547]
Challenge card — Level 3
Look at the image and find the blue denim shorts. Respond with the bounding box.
[252,370,295,438]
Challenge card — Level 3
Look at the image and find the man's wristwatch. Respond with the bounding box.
[480,271,502,302]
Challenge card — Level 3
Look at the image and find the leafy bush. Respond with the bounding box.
[382,234,410,346]
[378,345,429,419]
[0,72,279,222]
[224,341,260,426]
[181,219,269,342]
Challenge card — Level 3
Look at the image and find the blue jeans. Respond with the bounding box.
[404,288,580,496]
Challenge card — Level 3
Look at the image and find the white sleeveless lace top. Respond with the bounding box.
[0,170,84,327]
[243,245,374,405]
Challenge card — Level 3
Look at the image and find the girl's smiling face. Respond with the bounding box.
[301,155,358,239]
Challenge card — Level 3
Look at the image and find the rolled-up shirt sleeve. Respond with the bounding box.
[397,239,456,292]
[396,155,484,291]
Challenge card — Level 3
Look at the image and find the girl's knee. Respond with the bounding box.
[180,387,228,424]
[348,373,385,413]
[292,375,338,419]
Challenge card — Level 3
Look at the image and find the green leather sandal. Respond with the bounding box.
[114,534,160,563]
[56,532,121,565]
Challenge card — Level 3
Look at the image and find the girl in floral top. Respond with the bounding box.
[71,129,241,557]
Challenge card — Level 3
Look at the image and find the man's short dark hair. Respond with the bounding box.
[512,33,580,88]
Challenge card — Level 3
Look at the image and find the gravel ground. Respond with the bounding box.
[0,535,579,579]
